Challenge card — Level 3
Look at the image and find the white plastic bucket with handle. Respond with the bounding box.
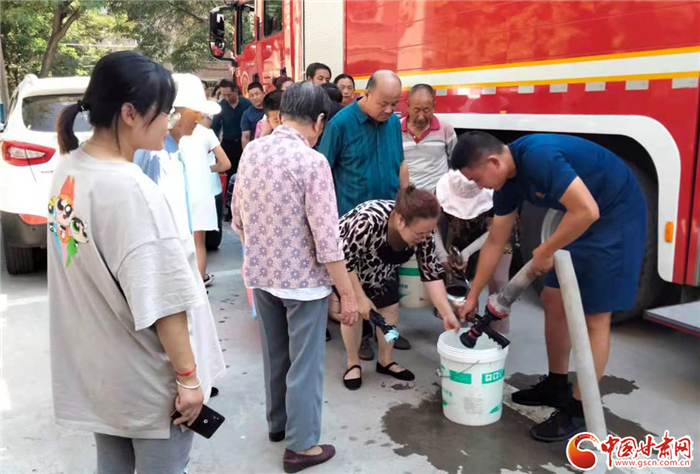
[437,328,509,426]
[398,256,432,308]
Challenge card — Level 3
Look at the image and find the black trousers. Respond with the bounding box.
[221,138,242,216]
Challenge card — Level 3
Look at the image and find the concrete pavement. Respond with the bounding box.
[1,227,698,473]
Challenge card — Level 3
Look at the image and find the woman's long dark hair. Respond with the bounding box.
[57,51,176,154]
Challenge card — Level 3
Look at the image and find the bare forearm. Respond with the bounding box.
[425,280,453,316]
[241,132,251,149]
[470,239,505,298]
[210,146,231,172]
[399,162,409,189]
[324,260,354,296]
[348,271,366,298]
[155,312,195,374]
[232,226,245,245]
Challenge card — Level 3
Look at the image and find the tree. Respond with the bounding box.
[40,1,84,76]
[112,0,219,72]
[1,0,221,93]
[0,1,127,89]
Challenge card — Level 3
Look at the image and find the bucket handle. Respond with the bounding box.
[436,360,480,379]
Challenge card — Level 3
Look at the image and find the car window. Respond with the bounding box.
[22,94,90,132]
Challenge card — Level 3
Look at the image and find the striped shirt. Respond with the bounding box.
[317,100,404,216]
[401,116,457,194]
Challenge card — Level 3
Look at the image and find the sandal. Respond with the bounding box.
[376,361,415,381]
[343,365,362,391]
[203,273,215,287]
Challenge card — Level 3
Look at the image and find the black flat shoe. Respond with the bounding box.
[376,361,414,381]
[325,329,331,341]
[210,386,219,397]
[343,365,362,390]
[269,430,286,442]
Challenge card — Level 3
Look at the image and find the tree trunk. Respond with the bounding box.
[39,2,82,77]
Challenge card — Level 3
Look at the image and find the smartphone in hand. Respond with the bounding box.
[171,404,225,439]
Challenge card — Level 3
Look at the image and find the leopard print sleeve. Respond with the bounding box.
[339,205,375,274]
[415,231,445,282]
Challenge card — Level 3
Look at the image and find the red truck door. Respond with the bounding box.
[234,0,258,93]
[258,0,285,90]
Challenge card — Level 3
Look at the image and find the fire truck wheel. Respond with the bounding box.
[517,162,662,324]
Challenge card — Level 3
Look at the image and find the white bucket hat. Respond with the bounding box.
[436,170,494,220]
[172,73,221,116]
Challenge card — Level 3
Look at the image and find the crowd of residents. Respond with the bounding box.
[49,49,647,473]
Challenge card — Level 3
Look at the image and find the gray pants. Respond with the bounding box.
[94,422,194,474]
[253,289,329,452]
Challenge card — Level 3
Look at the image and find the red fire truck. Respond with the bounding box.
[208,0,700,331]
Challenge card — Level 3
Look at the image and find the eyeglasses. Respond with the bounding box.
[406,225,432,242]
[162,108,181,129]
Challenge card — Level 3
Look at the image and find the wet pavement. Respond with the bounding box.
[1,227,698,473]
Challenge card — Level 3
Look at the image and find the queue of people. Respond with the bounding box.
[48,49,647,473]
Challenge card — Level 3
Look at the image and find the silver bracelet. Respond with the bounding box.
[175,376,202,390]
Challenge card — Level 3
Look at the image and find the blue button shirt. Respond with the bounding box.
[317,100,404,216]
[240,105,265,136]
[494,134,643,229]
[134,135,193,233]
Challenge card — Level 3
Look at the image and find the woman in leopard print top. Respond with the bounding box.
[338,186,462,390]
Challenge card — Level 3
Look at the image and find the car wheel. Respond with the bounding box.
[3,239,36,274]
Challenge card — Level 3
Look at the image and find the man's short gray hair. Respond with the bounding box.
[280,82,331,125]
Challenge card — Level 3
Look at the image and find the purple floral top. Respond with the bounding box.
[232,125,344,289]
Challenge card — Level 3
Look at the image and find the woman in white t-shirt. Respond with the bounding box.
[52,51,225,473]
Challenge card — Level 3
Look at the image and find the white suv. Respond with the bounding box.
[0,74,90,274]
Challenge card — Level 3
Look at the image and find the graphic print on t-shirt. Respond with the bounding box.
[48,175,89,268]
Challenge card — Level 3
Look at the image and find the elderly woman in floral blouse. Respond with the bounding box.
[232,82,358,473]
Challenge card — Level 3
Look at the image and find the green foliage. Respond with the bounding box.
[1,1,54,87]
[112,0,219,72]
[2,0,220,91]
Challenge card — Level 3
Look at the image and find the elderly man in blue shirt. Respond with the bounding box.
[318,70,411,356]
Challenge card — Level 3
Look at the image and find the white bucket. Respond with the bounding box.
[398,256,432,308]
[437,328,509,426]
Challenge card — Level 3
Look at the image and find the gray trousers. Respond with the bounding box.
[253,289,329,453]
[94,422,194,474]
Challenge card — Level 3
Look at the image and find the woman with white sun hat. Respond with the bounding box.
[435,169,513,330]
[134,73,221,255]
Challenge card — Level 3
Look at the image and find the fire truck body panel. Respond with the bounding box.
[216,0,700,293]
